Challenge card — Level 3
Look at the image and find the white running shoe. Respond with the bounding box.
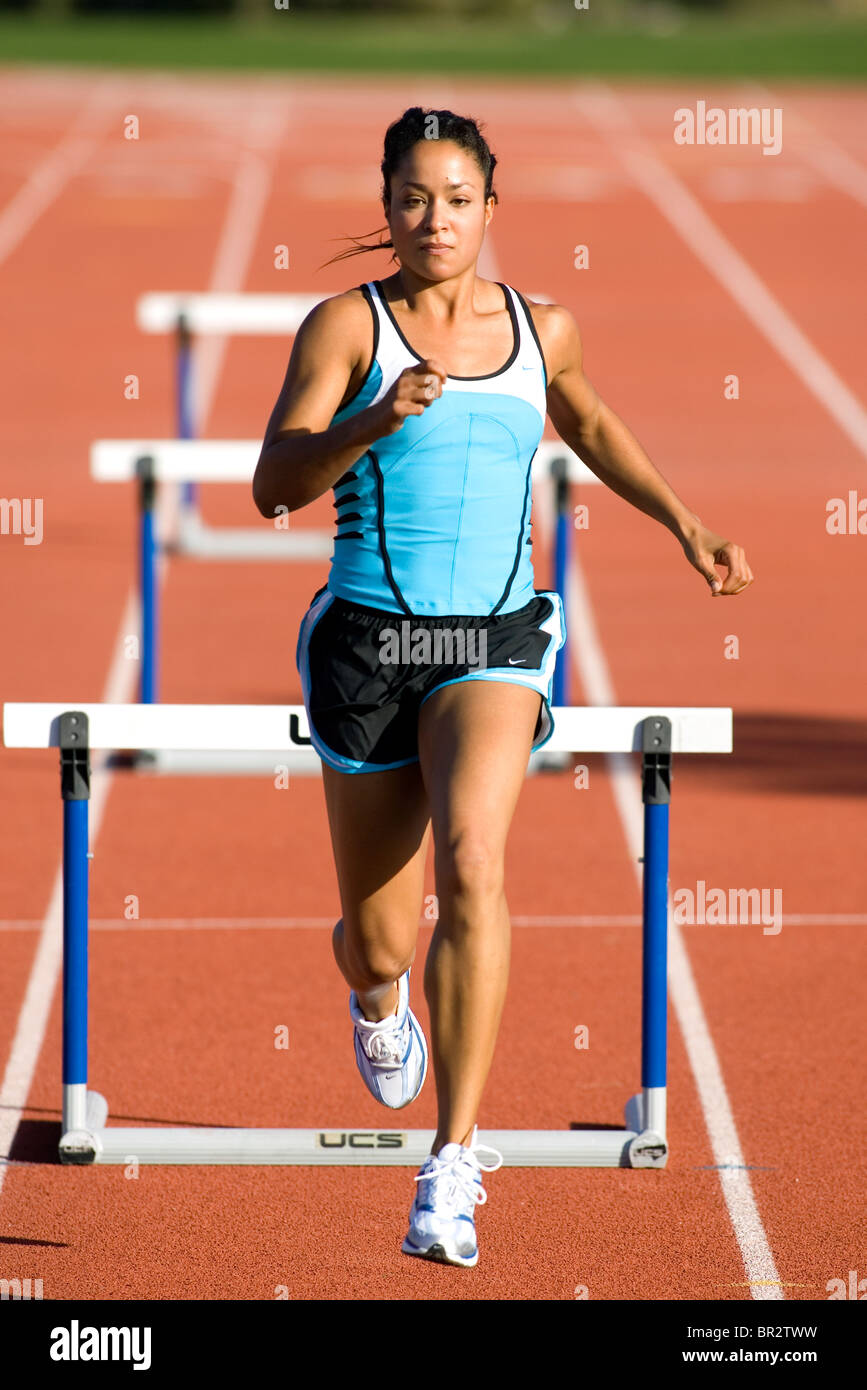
[401,1125,503,1268]
[349,968,428,1109]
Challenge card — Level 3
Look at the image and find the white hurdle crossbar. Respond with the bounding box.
[91,438,598,487]
[3,701,732,1166]
[135,290,557,338]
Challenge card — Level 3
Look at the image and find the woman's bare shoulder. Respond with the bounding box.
[515,294,583,377]
[291,283,375,375]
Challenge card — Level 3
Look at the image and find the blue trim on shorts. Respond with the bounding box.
[418,673,557,753]
[416,585,564,754]
[297,586,421,774]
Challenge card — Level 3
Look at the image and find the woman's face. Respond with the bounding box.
[385,139,494,280]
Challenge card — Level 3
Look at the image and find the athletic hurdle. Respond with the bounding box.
[91,438,597,711]
[2,701,732,1166]
[136,292,321,528]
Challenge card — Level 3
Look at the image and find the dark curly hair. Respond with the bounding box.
[322,106,497,267]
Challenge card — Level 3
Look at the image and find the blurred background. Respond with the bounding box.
[0,0,865,81]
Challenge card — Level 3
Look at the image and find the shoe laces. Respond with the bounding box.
[363,1022,406,1067]
[415,1130,503,1209]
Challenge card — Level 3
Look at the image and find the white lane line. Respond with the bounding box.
[0,914,645,931]
[565,547,784,1301]
[0,911,860,932]
[0,76,124,270]
[574,83,867,461]
[0,96,286,1200]
[189,144,279,429]
[748,83,867,212]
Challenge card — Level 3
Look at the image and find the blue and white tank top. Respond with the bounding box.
[326,279,548,618]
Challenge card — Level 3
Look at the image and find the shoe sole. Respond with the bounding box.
[401,1237,478,1269]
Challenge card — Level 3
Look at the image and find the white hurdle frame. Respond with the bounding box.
[2,701,732,1167]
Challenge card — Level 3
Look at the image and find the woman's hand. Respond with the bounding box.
[370,359,447,436]
[678,518,754,596]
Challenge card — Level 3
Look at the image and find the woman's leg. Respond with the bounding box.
[322,760,432,1021]
[417,680,542,1154]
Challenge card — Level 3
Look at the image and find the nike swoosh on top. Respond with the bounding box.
[507,657,527,664]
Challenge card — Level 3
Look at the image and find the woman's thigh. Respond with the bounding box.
[321,759,432,973]
[417,680,542,892]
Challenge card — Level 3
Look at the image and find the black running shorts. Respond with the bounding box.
[296,586,566,773]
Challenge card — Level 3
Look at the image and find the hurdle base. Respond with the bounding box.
[527,748,573,776]
[171,513,332,562]
[59,1090,109,1165]
[624,1090,668,1167]
[58,1091,668,1167]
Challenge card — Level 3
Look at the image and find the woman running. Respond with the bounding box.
[253,107,753,1269]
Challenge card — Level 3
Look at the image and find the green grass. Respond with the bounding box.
[0,12,865,80]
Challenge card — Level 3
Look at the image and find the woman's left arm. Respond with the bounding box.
[536,302,754,597]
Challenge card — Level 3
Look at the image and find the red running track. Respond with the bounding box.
[0,70,865,1302]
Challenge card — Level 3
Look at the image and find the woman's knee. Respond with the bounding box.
[332,916,416,987]
[434,830,505,906]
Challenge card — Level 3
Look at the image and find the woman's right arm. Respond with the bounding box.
[253,293,446,518]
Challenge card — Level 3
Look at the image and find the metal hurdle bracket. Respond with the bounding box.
[1,702,732,1167]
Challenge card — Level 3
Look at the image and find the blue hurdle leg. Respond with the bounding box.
[640,716,672,1141]
[60,714,90,1138]
[137,456,158,704]
[176,312,197,513]
[642,800,669,1132]
[551,455,570,706]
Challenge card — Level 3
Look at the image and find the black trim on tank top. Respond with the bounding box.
[488,451,534,617]
[372,280,520,381]
[369,450,414,616]
[332,283,380,417]
[511,288,549,390]
[334,469,358,488]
